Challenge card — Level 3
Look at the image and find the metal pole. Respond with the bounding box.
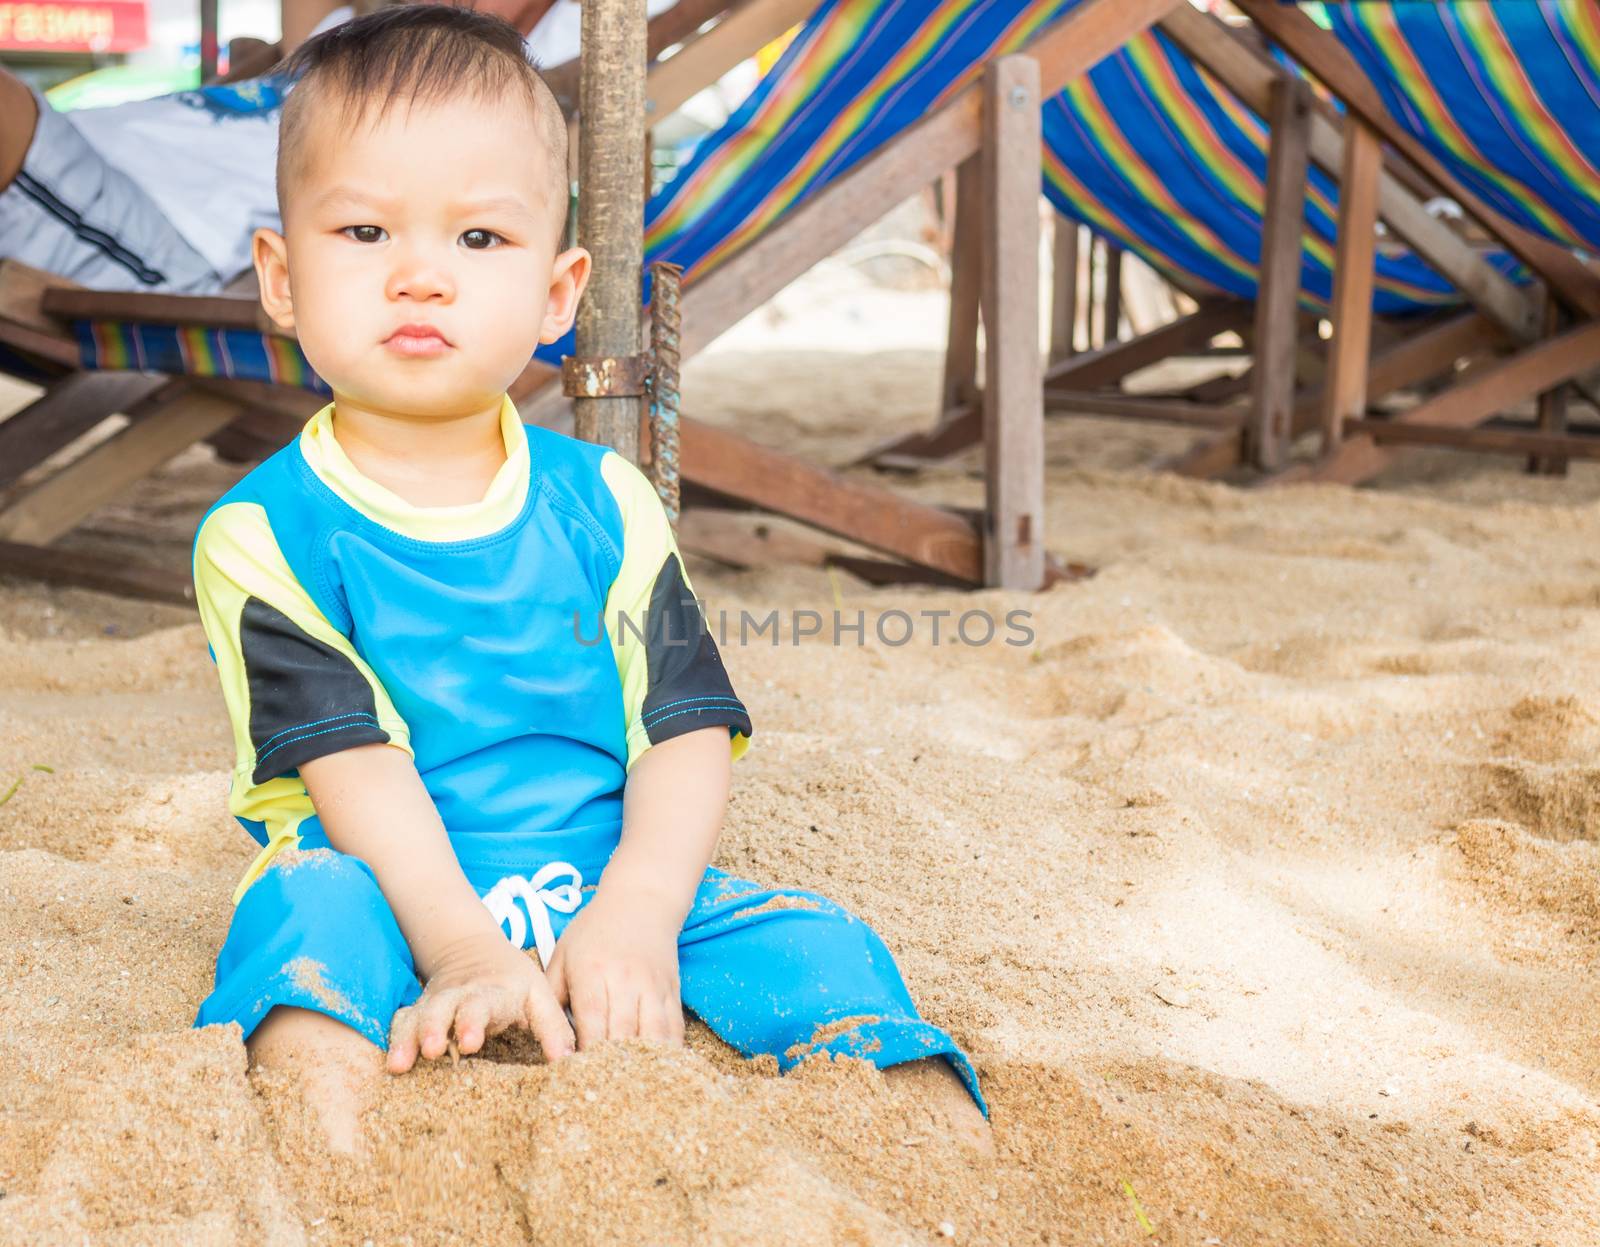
[573,0,648,461]
[200,0,219,81]
[648,261,683,530]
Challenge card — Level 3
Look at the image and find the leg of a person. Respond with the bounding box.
[676,870,990,1140]
[249,1005,383,1155]
[0,76,220,293]
[0,68,39,193]
[196,846,422,1152]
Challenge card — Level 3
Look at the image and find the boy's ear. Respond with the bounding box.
[252,227,295,334]
[538,246,592,344]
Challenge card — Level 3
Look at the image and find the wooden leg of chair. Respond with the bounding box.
[1049,216,1080,366]
[1530,294,1570,476]
[1320,122,1381,456]
[980,55,1045,590]
[942,156,983,413]
[0,390,242,545]
[1248,77,1310,471]
[0,372,171,492]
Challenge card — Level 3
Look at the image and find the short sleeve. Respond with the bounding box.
[598,452,752,773]
[192,500,413,787]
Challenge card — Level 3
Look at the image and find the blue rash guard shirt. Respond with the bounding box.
[191,393,752,903]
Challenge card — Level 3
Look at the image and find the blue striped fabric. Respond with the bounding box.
[1314,0,1600,256]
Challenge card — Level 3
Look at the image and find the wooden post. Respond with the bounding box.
[942,157,983,411]
[1159,4,1540,344]
[1102,243,1123,346]
[1531,290,1569,476]
[980,55,1045,590]
[575,0,647,461]
[1088,234,1104,349]
[1049,216,1079,363]
[1321,121,1380,455]
[0,392,243,546]
[1248,75,1311,471]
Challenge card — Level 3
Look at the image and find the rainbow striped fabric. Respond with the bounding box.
[636,0,1533,321]
[1315,0,1600,258]
[72,320,330,394]
[72,0,1598,385]
[1039,22,1500,315]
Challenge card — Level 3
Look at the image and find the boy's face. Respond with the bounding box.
[254,91,586,419]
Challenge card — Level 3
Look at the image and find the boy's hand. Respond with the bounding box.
[387,930,575,1073]
[545,889,685,1048]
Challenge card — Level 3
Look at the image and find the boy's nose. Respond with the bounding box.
[385,249,455,303]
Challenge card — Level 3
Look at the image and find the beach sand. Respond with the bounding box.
[4,270,1600,1244]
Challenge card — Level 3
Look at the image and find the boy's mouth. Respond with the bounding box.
[384,323,453,358]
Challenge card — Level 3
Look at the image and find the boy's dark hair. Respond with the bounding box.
[275,3,569,241]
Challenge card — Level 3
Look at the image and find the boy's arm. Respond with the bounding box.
[544,725,731,1047]
[299,742,576,1069]
[602,724,732,925]
[545,451,752,1047]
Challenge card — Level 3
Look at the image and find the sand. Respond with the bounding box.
[5,270,1600,1243]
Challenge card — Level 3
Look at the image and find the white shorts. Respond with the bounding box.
[0,88,223,295]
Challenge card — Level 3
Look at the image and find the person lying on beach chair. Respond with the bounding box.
[184,4,990,1155]
[0,0,629,298]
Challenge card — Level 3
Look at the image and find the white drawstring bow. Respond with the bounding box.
[480,861,584,969]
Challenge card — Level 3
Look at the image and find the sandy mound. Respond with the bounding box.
[6,315,1600,1243]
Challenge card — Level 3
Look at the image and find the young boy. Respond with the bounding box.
[189,3,987,1154]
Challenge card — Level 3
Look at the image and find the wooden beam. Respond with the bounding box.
[0,372,168,491]
[1321,121,1381,453]
[642,0,746,58]
[1249,75,1311,470]
[0,391,242,545]
[542,0,742,110]
[1172,311,1506,480]
[943,157,983,409]
[0,259,79,334]
[646,0,816,121]
[1158,5,1541,342]
[1047,392,1244,428]
[1293,311,1505,435]
[0,539,194,605]
[1101,242,1123,346]
[1532,295,1569,476]
[980,55,1045,590]
[1050,215,1080,364]
[857,300,1250,466]
[677,417,983,583]
[38,287,275,333]
[1289,320,1600,486]
[681,94,981,356]
[1026,0,1187,109]
[1346,418,1600,463]
[1233,0,1600,320]
[1044,300,1250,388]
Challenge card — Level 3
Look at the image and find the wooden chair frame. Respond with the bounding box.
[857,2,1600,488]
[0,0,1191,601]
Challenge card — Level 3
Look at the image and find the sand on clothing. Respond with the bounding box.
[3,268,1600,1244]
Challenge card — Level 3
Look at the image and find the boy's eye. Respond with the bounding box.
[342,225,387,243]
[461,229,505,250]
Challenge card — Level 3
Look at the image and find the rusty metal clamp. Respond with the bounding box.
[560,353,652,399]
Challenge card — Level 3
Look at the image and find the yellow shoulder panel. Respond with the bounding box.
[193,501,413,899]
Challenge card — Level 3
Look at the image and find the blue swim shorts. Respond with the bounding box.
[194,838,986,1116]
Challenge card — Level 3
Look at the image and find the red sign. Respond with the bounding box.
[0,0,147,52]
